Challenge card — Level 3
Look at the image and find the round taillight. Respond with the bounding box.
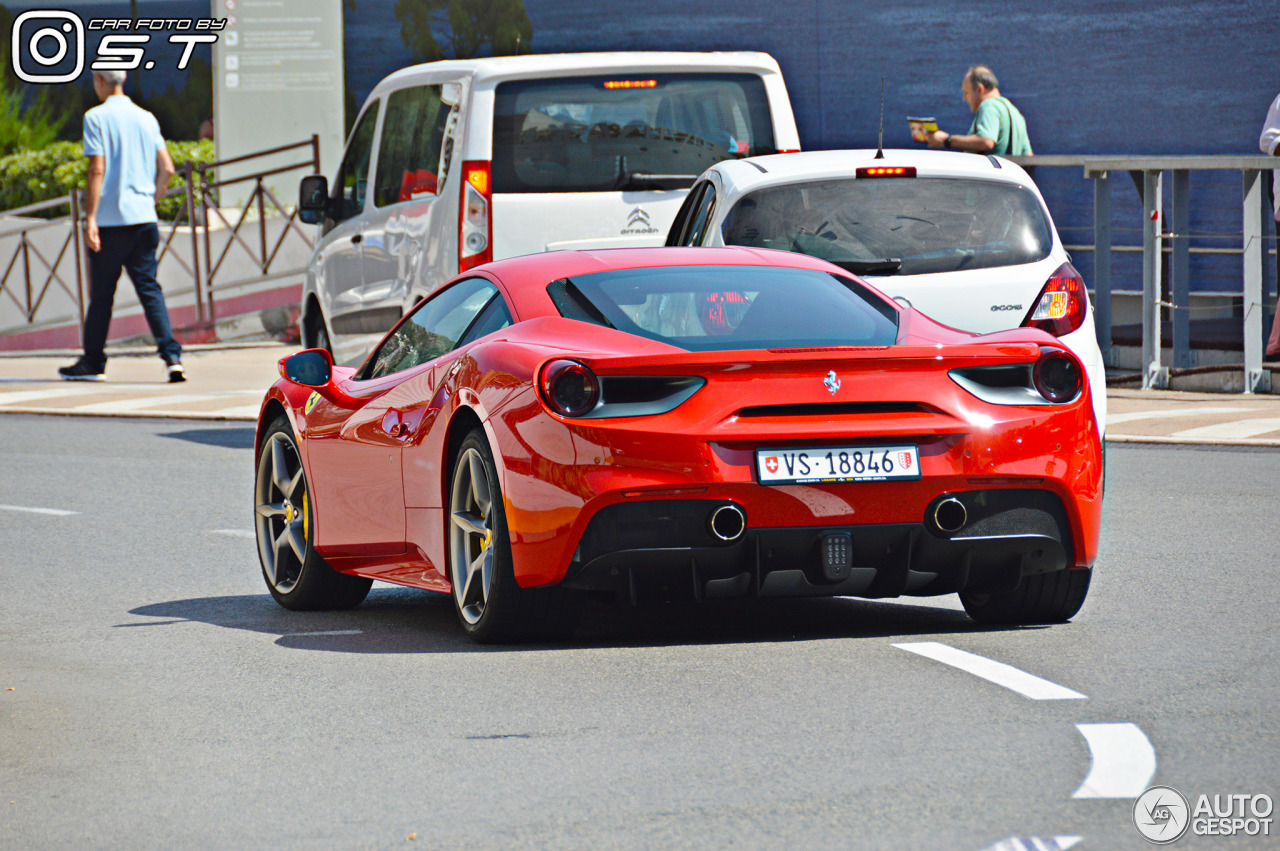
[539,359,599,417]
[1033,351,1082,403]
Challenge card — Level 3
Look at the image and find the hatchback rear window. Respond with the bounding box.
[493,74,776,193]
[548,265,899,352]
[721,177,1053,275]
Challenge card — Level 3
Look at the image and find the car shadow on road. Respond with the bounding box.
[124,586,1039,653]
[157,426,256,449]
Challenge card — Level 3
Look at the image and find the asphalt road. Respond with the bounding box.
[2,414,1278,849]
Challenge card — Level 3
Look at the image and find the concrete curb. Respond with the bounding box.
[1104,434,1280,448]
[0,407,257,422]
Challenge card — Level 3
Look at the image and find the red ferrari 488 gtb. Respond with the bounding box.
[254,247,1102,642]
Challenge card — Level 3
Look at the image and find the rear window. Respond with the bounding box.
[721,177,1053,275]
[493,74,776,193]
[547,265,899,352]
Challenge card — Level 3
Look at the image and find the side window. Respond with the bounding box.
[374,85,452,207]
[361,278,503,380]
[686,183,718,245]
[332,101,379,222]
[665,181,707,246]
[458,295,513,346]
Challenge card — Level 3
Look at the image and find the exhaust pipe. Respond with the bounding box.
[932,498,967,534]
[708,504,746,542]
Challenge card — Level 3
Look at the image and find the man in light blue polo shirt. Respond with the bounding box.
[59,69,184,382]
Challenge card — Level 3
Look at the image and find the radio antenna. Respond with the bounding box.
[875,76,885,159]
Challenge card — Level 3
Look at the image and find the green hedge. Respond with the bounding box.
[0,139,215,220]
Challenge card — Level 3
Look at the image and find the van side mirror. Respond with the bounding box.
[281,348,331,385]
[298,175,329,225]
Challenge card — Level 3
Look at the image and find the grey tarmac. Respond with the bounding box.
[2,414,1278,848]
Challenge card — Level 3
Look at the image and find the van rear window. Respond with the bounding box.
[492,74,776,194]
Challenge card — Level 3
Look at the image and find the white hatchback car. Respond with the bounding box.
[297,51,800,365]
[666,149,1106,432]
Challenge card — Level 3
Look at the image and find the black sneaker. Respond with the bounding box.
[167,362,187,383]
[58,360,105,382]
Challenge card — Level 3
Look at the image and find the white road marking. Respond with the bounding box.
[980,837,1082,851]
[285,630,363,637]
[0,385,163,403]
[1072,722,1157,799]
[0,503,79,516]
[0,388,102,405]
[1106,406,1262,425]
[72,394,241,413]
[1172,417,1280,439]
[209,529,254,538]
[893,642,1086,700]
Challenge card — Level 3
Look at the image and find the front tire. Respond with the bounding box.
[960,567,1091,625]
[306,308,331,355]
[254,417,371,610]
[448,428,581,643]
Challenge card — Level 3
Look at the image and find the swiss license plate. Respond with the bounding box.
[755,444,921,484]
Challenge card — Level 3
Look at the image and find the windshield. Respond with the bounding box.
[548,265,899,352]
[721,177,1053,275]
[493,74,776,193]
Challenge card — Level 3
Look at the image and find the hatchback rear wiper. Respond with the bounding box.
[834,258,903,275]
[613,155,697,190]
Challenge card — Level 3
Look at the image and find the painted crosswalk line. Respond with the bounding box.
[1106,406,1262,425]
[1172,417,1280,439]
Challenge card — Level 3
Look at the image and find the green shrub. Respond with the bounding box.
[0,139,215,220]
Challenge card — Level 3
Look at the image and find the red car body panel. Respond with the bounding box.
[257,246,1102,599]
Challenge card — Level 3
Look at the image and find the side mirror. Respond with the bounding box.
[280,348,363,409]
[280,348,332,385]
[298,175,329,225]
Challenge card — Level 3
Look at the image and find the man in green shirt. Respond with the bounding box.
[924,65,1033,156]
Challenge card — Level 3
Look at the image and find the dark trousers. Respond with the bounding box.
[82,222,181,369]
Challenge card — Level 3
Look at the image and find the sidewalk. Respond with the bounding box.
[2,344,1280,446]
[0,344,288,421]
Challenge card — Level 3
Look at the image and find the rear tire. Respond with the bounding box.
[254,417,371,610]
[960,567,1091,625]
[448,428,582,643]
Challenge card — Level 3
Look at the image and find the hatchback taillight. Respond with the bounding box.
[1023,262,1087,337]
[459,160,492,273]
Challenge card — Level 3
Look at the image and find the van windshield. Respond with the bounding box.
[721,178,1053,275]
[492,74,776,193]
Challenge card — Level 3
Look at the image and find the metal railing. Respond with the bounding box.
[0,194,86,330]
[0,135,320,343]
[190,136,321,323]
[1009,154,1279,393]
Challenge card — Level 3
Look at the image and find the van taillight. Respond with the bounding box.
[459,160,492,272]
[1022,262,1088,337]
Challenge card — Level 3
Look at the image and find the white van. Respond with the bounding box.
[297,51,800,363]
